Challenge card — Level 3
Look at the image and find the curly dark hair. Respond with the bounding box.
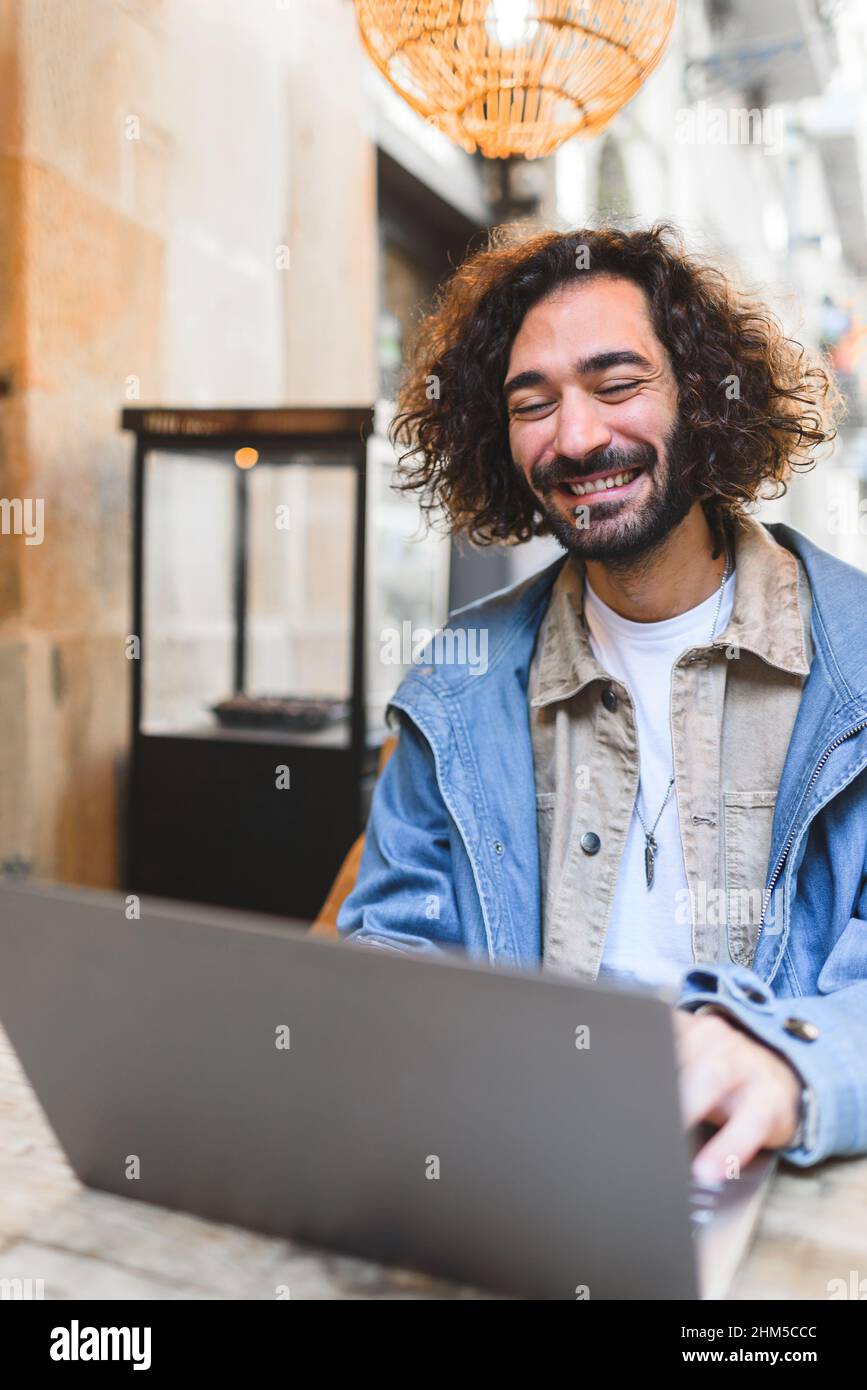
[389,221,845,557]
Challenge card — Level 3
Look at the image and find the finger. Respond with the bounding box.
[672,1009,723,1075]
[672,1012,721,1071]
[671,1008,695,1036]
[691,1089,770,1184]
[675,1013,743,1098]
[679,1032,745,1129]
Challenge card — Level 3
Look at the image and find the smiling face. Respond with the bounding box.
[504,274,700,562]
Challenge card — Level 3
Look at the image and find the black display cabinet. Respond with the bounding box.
[121,405,385,923]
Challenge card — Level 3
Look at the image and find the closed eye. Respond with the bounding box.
[512,380,644,414]
[598,381,642,396]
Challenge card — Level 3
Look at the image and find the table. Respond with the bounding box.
[2,1026,864,1300]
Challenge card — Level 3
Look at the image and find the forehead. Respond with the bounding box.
[506,275,661,370]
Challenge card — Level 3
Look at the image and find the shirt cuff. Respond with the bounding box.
[677,967,826,1164]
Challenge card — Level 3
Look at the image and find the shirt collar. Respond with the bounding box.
[530,511,811,710]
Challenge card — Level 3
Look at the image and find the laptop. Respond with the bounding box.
[0,878,775,1300]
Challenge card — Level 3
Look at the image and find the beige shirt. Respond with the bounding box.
[528,512,813,982]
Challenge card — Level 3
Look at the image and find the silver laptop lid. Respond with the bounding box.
[0,879,699,1299]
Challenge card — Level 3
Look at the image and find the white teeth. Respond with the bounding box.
[568,467,641,497]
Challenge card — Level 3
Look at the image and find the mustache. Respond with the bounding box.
[532,443,657,493]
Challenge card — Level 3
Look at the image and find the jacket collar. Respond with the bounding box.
[396,514,867,718]
[530,511,810,711]
[768,519,867,713]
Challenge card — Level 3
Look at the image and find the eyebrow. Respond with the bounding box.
[503,350,655,399]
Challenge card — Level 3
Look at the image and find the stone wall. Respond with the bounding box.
[0,0,377,886]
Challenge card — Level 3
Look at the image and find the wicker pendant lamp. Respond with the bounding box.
[353,0,677,160]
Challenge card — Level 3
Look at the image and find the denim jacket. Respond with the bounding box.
[337,521,867,1168]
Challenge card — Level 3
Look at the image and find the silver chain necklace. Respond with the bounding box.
[633,549,733,890]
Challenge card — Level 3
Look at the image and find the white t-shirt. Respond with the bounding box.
[582,565,736,990]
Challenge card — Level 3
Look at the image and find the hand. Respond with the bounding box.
[672,1008,803,1184]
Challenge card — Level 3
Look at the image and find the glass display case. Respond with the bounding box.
[122,405,449,922]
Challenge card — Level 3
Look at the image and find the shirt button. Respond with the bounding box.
[580,831,601,855]
[601,685,618,712]
[782,1017,820,1042]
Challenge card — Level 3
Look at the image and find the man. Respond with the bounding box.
[338,222,867,1185]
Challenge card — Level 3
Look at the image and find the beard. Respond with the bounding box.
[528,414,700,579]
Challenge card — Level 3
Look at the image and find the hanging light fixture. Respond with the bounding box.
[353,0,678,160]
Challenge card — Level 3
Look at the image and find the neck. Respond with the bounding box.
[582,505,731,623]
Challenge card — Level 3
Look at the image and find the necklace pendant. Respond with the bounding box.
[644,836,657,890]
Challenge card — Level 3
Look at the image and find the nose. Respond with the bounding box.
[554,391,612,464]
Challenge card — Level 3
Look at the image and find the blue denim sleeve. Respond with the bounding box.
[676,955,867,1167]
[336,717,462,956]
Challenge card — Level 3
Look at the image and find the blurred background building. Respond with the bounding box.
[1,0,865,916]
